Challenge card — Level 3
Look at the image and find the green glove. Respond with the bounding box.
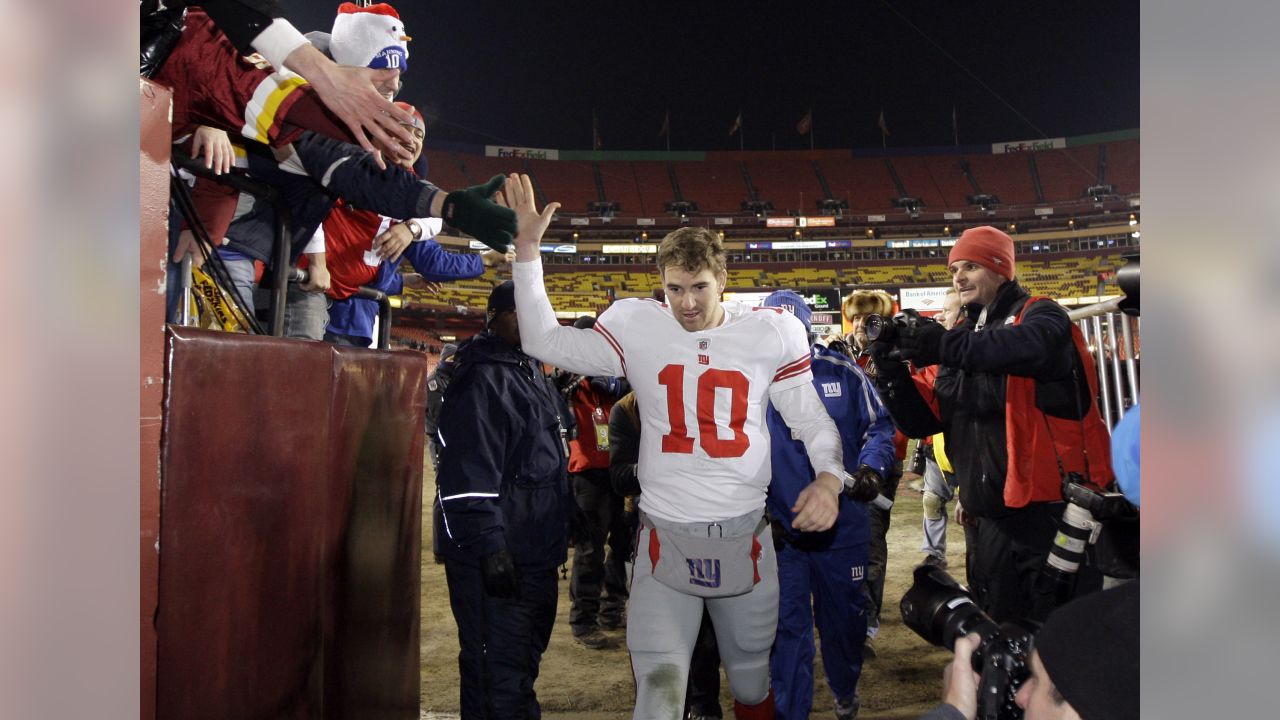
[441,175,517,252]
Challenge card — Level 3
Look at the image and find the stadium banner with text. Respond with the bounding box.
[992,137,1066,154]
[810,311,842,339]
[766,217,797,228]
[797,216,836,227]
[943,212,963,220]
[602,244,657,254]
[570,217,590,226]
[636,218,656,225]
[714,217,735,225]
[1034,207,1055,216]
[485,145,559,160]
[772,240,827,250]
[867,214,886,222]
[899,286,952,314]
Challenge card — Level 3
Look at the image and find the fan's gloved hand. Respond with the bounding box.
[441,175,517,252]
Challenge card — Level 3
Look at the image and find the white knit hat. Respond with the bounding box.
[330,2,411,71]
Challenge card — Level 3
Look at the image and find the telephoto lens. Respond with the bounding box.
[900,565,1035,720]
[900,565,1000,656]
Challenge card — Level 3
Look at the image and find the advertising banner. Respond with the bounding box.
[602,244,657,254]
[899,286,952,314]
[714,217,735,225]
[766,217,797,228]
[992,137,1066,154]
[485,145,559,160]
[798,216,836,227]
[1034,207,1055,216]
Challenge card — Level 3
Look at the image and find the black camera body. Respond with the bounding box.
[864,308,936,345]
[901,565,1036,720]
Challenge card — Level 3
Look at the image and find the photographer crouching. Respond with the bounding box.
[869,226,1114,623]
[926,579,1139,720]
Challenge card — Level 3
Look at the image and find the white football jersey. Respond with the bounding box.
[595,298,813,522]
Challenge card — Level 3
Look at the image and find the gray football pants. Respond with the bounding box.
[627,509,778,720]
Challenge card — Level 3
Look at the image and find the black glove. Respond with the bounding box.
[440,175,517,252]
[480,549,520,599]
[895,320,946,367]
[843,464,883,503]
[866,340,909,382]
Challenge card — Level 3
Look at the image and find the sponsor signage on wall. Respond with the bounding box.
[766,217,797,228]
[772,241,827,250]
[570,217,590,226]
[602,244,657,254]
[485,145,559,160]
[1034,207,1055,216]
[714,217,735,225]
[992,137,1066,154]
[468,240,490,250]
[943,212,963,220]
[636,218,656,225]
[899,286,952,313]
[798,216,836,227]
[867,214,886,222]
[541,244,577,253]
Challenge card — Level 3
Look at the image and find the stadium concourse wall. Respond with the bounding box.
[140,80,428,720]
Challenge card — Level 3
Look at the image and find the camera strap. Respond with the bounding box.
[1038,351,1095,486]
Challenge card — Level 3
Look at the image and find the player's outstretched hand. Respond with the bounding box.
[791,471,842,532]
[502,173,560,262]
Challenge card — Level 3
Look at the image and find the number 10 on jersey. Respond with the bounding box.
[657,364,750,458]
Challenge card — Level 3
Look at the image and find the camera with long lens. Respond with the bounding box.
[863,308,936,345]
[1036,475,1139,611]
[901,565,1036,720]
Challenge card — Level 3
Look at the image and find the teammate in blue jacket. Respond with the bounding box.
[762,290,896,720]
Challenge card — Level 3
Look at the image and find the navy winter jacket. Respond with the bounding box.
[436,333,572,568]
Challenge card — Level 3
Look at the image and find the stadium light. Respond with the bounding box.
[1007,222,1017,234]
[1129,213,1138,226]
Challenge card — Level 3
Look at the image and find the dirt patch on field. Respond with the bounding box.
[420,463,962,719]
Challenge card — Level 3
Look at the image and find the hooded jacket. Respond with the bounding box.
[435,332,572,568]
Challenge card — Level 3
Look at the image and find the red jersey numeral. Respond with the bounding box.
[658,364,750,458]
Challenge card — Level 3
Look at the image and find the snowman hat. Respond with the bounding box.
[330,2,411,71]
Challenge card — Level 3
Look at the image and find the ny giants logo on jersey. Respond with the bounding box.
[821,381,842,398]
[687,558,722,588]
[698,354,710,365]
[851,565,865,582]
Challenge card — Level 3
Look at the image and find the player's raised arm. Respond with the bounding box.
[504,174,623,377]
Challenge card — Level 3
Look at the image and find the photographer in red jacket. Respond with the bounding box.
[870,226,1113,622]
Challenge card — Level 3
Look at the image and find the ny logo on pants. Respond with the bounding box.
[687,558,722,588]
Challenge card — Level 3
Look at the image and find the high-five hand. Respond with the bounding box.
[503,173,560,262]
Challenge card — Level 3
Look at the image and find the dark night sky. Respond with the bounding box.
[280,1,1139,152]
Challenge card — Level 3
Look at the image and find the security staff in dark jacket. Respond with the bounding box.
[437,281,572,719]
[871,226,1113,623]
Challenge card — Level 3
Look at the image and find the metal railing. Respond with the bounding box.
[170,152,294,336]
[1069,300,1139,429]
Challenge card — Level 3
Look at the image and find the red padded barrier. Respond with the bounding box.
[158,327,426,719]
[140,78,172,720]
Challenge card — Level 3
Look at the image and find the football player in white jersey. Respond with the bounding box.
[503,174,848,720]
